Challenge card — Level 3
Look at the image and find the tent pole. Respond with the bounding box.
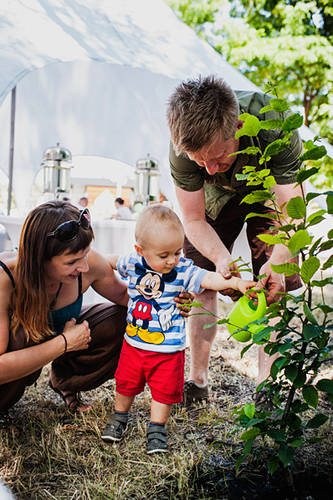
[7,86,16,215]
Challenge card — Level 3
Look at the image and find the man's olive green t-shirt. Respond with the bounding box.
[169,90,303,220]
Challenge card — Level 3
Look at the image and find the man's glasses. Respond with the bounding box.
[47,208,91,242]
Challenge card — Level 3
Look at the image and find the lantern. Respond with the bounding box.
[134,154,160,207]
[41,143,73,199]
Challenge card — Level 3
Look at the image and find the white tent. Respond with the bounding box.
[1,0,332,217]
[0,0,258,215]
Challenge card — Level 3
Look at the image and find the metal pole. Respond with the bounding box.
[7,86,16,215]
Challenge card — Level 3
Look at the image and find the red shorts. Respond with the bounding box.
[115,340,185,405]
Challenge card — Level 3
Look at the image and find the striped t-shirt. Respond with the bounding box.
[117,252,207,353]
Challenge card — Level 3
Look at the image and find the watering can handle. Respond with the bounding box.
[252,289,266,314]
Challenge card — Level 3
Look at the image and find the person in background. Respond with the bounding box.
[166,75,303,407]
[76,196,88,210]
[114,197,133,220]
[101,204,256,453]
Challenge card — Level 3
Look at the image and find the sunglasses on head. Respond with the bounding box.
[47,208,91,242]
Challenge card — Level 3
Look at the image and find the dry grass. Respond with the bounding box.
[1,296,333,499]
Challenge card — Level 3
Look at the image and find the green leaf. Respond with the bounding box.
[271,262,300,276]
[281,113,303,132]
[306,192,321,203]
[278,342,293,354]
[323,255,333,271]
[253,326,273,342]
[292,353,305,361]
[233,146,261,156]
[299,145,327,162]
[286,196,306,219]
[270,98,290,113]
[316,379,333,395]
[296,167,320,184]
[303,302,318,325]
[307,210,326,224]
[327,193,333,214]
[258,234,286,247]
[263,175,276,188]
[311,277,332,287]
[306,413,329,429]
[290,439,304,448]
[293,371,307,389]
[302,385,318,409]
[328,229,333,239]
[300,256,321,283]
[278,443,295,468]
[259,105,273,113]
[239,113,251,121]
[236,115,262,138]
[235,174,249,181]
[267,429,286,442]
[268,456,280,476]
[284,364,298,382]
[263,140,287,158]
[278,224,296,233]
[260,119,283,130]
[241,190,272,205]
[243,403,255,419]
[240,427,261,440]
[245,212,278,221]
[317,303,333,314]
[287,230,312,253]
[303,324,322,341]
[320,240,333,252]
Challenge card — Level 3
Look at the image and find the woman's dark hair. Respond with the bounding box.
[11,201,94,342]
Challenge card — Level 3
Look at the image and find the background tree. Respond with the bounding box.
[166,0,333,187]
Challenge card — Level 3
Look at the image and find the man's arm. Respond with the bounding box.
[176,185,230,272]
[257,182,304,303]
[175,185,239,279]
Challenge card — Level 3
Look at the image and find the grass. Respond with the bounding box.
[1,294,333,499]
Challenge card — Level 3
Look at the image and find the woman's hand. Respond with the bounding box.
[174,292,194,317]
[62,319,91,352]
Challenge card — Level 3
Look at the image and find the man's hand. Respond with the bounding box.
[216,257,242,302]
[255,260,285,305]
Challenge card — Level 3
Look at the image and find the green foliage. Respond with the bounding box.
[167,0,333,188]
[231,94,333,474]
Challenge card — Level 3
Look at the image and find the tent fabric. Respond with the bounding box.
[0,0,331,215]
[0,0,258,215]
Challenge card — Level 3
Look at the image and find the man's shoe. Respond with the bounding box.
[183,380,209,407]
[101,413,129,442]
[147,425,168,454]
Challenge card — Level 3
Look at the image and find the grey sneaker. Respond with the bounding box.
[101,413,129,442]
[147,425,168,454]
[183,380,209,407]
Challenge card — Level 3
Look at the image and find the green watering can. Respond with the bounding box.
[227,291,266,342]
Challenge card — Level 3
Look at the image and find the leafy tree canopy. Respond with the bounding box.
[166,0,333,187]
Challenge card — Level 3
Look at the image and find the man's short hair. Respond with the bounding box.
[166,75,239,155]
